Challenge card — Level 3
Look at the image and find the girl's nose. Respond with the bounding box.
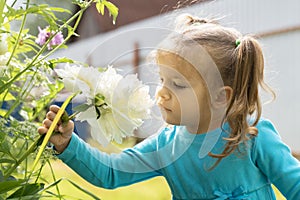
[156,86,171,101]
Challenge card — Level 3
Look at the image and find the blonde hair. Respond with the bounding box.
[173,14,276,165]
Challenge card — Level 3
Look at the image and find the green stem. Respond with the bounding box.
[68,110,80,120]
[47,160,62,200]
[24,142,29,179]
[34,161,45,184]
[6,0,30,66]
[0,0,5,25]
[10,0,18,7]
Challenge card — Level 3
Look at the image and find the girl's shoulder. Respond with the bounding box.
[250,117,290,161]
[245,118,281,150]
[255,118,280,138]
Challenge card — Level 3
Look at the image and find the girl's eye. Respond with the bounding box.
[173,82,187,89]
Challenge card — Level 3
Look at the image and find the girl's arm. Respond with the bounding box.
[38,105,162,188]
[253,119,300,199]
[57,133,162,189]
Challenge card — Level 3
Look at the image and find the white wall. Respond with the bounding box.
[262,31,300,151]
[51,0,300,150]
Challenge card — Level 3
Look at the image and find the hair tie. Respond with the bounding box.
[235,39,241,47]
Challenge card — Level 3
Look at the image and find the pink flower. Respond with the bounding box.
[35,26,64,50]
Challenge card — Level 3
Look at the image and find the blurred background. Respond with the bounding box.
[11,0,299,199]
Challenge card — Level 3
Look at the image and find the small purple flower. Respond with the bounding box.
[48,30,64,48]
[35,26,49,46]
[35,26,64,50]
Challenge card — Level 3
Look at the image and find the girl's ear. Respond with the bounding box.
[213,86,233,107]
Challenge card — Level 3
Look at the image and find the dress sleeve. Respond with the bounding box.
[252,119,300,199]
[57,133,162,189]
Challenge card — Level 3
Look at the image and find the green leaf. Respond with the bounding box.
[0,180,24,194]
[61,111,69,124]
[6,4,49,21]
[95,0,118,24]
[42,178,101,200]
[0,141,10,155]
[96,1,105,15]
[48,6,72,14]
[72,103,91,113]
[0,91,16,101]
[66,179,101,200]
[0,158,15,164]
[0,0,5,25]
[0,109,7,117]
[104,1,118,24]
[47,57,74,69]
[7,183,44,199]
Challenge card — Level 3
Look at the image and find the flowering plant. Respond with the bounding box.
[0,0,120,199]
[55,64,154,145]
[35,26,64,50]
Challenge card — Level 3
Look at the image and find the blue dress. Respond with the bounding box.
[58,118,300,199]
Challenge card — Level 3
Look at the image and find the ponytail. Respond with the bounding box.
[229,36,263,130]
[209,36,276,167]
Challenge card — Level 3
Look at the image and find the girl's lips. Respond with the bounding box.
[159,105,172,112]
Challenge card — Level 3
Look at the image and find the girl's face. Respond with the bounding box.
[156,52,212,133]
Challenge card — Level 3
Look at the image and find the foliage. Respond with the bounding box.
[0,0,118,199]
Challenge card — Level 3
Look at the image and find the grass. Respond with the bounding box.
[42,160,171,200]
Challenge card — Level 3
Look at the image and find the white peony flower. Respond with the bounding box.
[94,66,123,103]
[56,64,154,146]
[55,63,101,98]
[109,74,153,132]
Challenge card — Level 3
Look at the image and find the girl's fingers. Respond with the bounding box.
[49,105,61,113]
[42,118,52,128]
[42,118,59,131]
[46,110,62,125]
[48,105,63,125]
[46,111,56,121]
[38,126,48,135]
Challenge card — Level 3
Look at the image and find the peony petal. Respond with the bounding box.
[88,118,109,146]
[76,106,97,121]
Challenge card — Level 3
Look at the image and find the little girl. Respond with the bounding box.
[38,14,300,199]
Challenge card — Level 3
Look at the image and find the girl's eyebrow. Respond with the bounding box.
[159,70,190,81]
[158,73,185,80]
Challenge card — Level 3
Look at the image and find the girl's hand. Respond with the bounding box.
[38,105,74,153]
